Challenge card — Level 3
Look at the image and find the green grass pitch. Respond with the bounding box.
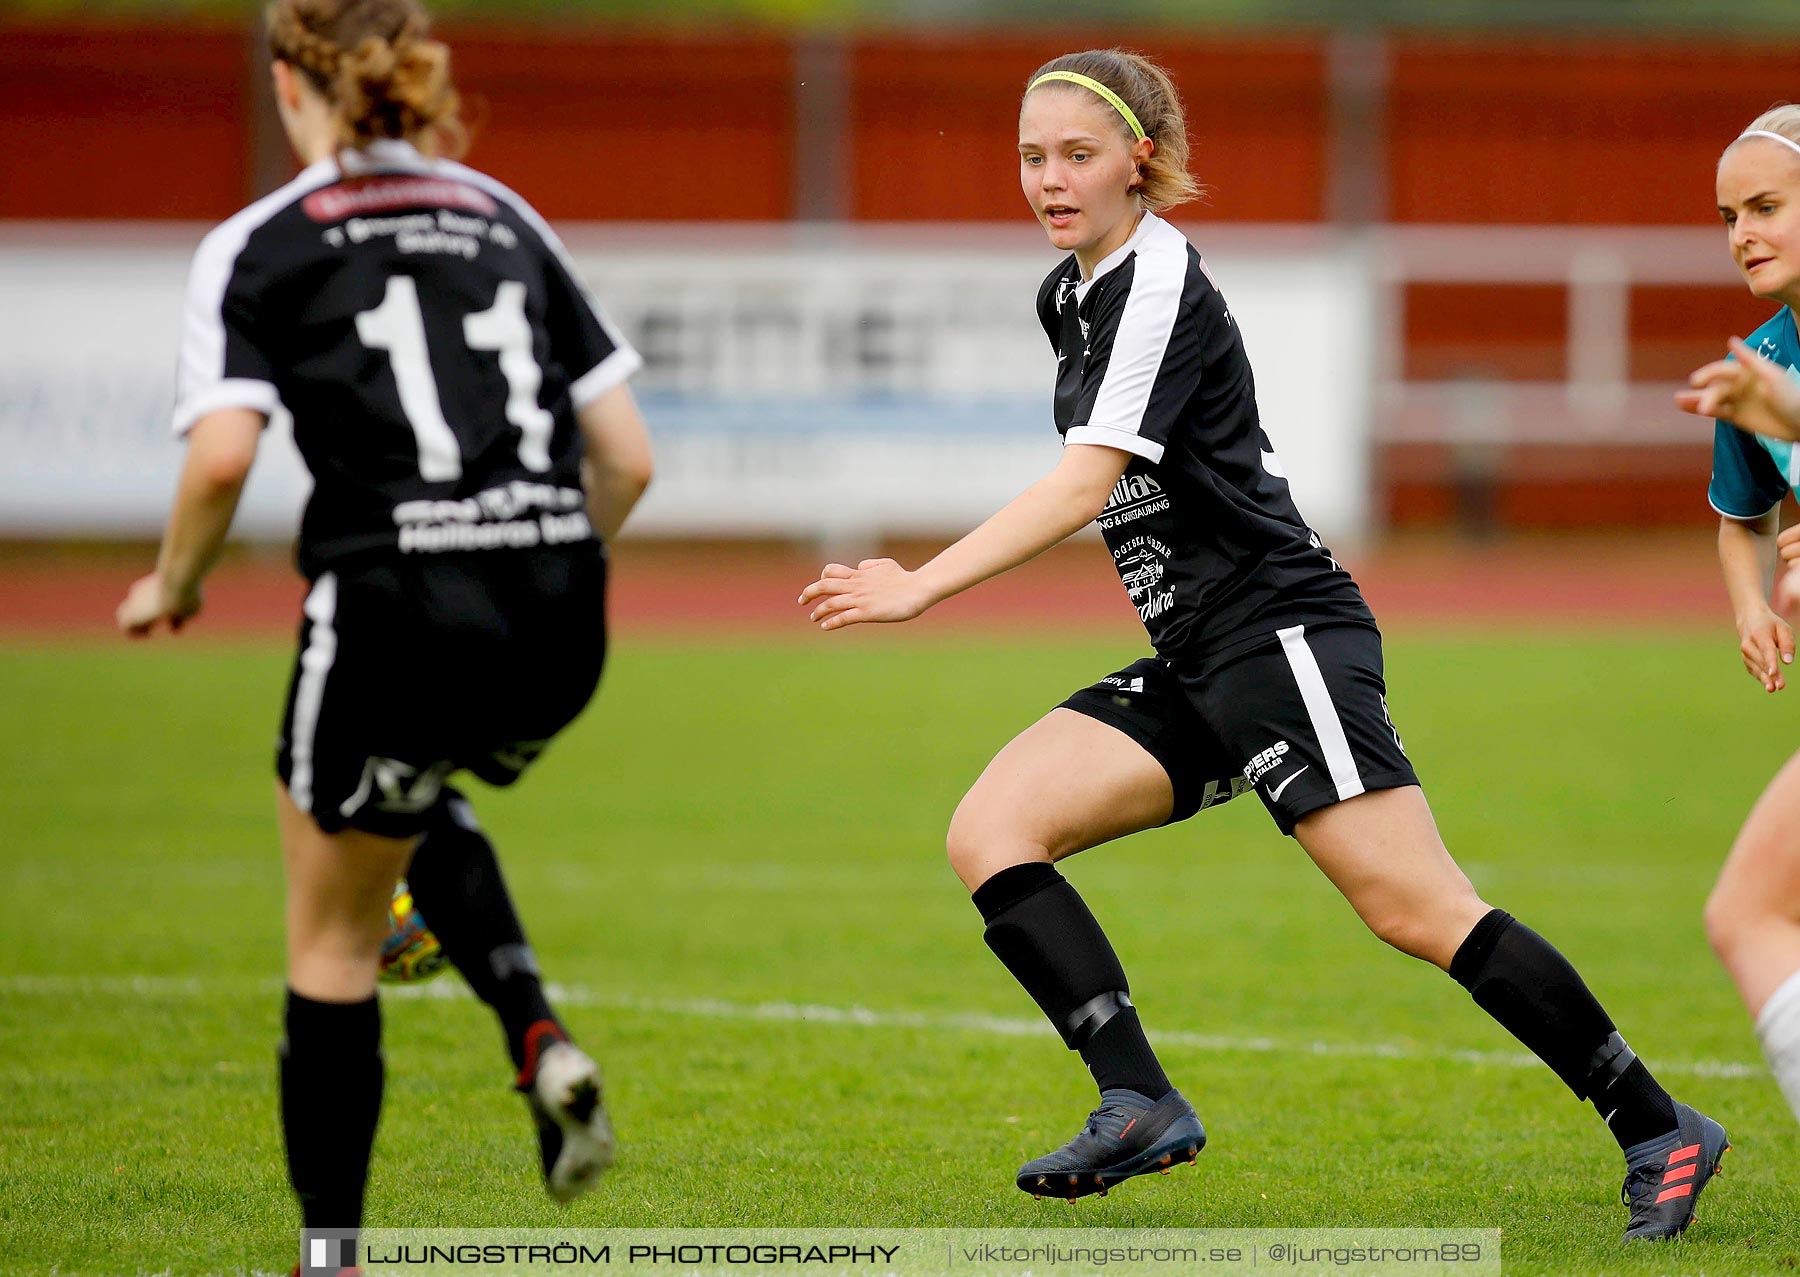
[2,630,1798,1275]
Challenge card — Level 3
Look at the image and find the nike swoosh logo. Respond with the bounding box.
[1267,766,1310,802]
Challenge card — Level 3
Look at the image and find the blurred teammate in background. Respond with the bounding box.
[802,48,1727,1238]
[116,0,652,1260]
[1673,106,1800,1130]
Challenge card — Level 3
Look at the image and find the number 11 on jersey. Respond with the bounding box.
[354,274,555,482]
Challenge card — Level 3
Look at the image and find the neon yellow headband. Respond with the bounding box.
[1028,71,1146,142]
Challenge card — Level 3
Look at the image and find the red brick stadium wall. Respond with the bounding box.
[13,23,1786,228]
[846,33,1329,222]
[1386,37,1795,225]
[450,32,794,222]
[0,22,794,221]
[0,23,249,219]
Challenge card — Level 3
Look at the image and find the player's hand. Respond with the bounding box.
[1778,567,1800,619]
[1777,522,1800,575]
[1735,605,1794,692]
[1675,337,1800,442]
[1774,529,1800,620]
[116,571,202,638]
[798,559,932,631]
[1769,525,1800,619]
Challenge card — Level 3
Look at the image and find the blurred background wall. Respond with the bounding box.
[1,4,1791,545]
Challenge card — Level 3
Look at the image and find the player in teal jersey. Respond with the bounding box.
[1675,105,1800,1130]
[1687,327,1800,455]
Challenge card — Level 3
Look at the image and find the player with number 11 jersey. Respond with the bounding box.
[121,1,654,1255]
[176,139,637,577]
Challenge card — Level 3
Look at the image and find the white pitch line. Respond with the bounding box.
[1,973,1765,1080]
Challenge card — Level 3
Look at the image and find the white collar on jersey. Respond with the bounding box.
[1075,208,1165,299]
[294,138,435,186]
[340,139,433,174]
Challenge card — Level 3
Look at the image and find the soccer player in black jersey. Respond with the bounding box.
[800,48,1727,1240]
[116,0,652,1260]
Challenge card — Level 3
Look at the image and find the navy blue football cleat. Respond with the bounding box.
[1620,1102,1730,1241]
[1017,1088,1205,1199]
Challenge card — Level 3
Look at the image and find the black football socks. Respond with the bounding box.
[1450,908,1678,1150]
[973,861,1173,1101]
[280,989,382,1230]
[405,789,559,1071]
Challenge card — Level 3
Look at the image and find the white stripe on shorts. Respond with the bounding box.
[288,572,339,813]
[1276,624,1364,802]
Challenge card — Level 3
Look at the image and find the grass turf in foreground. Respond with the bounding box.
[1,633,1797,1276]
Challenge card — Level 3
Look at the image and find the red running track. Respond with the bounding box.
[0,532,1731,641]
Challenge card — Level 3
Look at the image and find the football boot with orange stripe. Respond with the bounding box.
[1621,1101,1730,1241]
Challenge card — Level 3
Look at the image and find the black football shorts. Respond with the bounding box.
[1060,622,1418,835]
[276,545,607,838]
[1058,656,1251,824]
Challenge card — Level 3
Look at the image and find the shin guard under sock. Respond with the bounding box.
[405,790,558,1070]
[1451,909,1676,1149]
[280,989,382,1230]
[973,862,1171,1100]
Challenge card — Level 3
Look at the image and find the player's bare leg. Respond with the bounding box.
[279,783,416,1000]
[949,708,1204,1199]
[275,783,415,1240]
[1295,785,1727,1241]
[1289,785,1487,969]
[1705,749,1800,1125]
[947,708,1175,888]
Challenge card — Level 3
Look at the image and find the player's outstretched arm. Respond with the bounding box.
[577,382,655,543]
[1718,510,1795,691]
[799,443,1131,631]
[117,409,263,638]
[1677,337,1800,442]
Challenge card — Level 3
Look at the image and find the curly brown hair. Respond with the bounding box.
[266,0,465,158]
[1023,49,1202,214]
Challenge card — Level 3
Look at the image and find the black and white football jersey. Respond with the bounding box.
[1037,210,1372,662]
[174,139,640,579]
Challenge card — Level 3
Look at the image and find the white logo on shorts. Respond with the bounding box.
[1242,740,1290,784]
[340,757,450,818]
[1267,766,1311,802]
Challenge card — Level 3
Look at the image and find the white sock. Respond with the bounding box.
[1755,964,1800,1127]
